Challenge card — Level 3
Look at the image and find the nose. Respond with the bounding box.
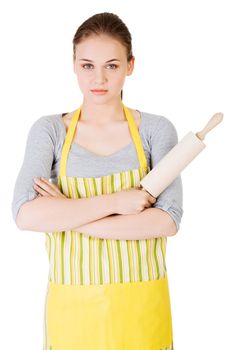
[94,68,107,85]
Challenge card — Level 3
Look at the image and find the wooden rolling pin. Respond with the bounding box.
[140,112,223,198]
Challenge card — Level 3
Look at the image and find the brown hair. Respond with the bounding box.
[72,12,134,100]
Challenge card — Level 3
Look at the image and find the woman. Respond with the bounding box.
[11,12,183,350]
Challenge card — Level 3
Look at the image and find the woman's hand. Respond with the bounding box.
[113,187,156,215]
[33,177,67,198]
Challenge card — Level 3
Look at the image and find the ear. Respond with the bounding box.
[127,56,135,76]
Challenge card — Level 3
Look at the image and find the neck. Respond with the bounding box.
[79,98,125,124]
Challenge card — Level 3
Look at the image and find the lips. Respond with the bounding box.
[91,89,108,92]
[91,89,108,95]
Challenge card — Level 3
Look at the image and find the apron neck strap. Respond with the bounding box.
[60,102,148,177]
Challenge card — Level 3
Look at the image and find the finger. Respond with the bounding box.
[36,177,67,198]
[144,201,151,208]
[141,188,156,203]
[150,196,156,204]
[40,177,60,192]
[33,184,50,197]
[40,177,63,195]
[145,191,156,203]
[34,178,57,196]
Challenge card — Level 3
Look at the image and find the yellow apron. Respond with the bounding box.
[43,103,174,350]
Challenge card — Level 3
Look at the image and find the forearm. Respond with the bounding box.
[16,195,116,232]
[72,207,177,240]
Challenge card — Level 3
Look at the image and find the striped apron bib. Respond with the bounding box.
[43,103,174,350]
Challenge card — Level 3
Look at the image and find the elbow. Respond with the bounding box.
[12,197,34,230]
[168,220,178,236]
[156,208,178,237]
[15,203,31,230]
[164,210,180,237]
[15,207,26,230]
[163,212,178,237]
[15,195,42,231]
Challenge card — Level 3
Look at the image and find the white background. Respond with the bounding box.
[1,0,233,349]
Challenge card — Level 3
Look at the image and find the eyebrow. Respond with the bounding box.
[79,58,120,63]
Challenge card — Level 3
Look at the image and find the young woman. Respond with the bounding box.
[12,12,183,350]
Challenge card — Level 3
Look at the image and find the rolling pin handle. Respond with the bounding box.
[196,112,223,141]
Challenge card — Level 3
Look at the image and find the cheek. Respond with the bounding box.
[76,73,90,89]
[110,71,125,84]
[116,74,126,86]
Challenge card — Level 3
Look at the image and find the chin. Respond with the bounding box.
[88,94,113,102]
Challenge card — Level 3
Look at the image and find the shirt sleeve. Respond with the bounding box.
[11,116,56,224]
[150,116,184,232]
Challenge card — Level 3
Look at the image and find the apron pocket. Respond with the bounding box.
[47,276,173,350]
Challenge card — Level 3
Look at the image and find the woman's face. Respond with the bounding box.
[73,34,134,103]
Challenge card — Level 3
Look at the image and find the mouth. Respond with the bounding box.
[91,89,108,95]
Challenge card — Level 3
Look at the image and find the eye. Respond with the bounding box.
[82,64,94,69]
[81,63,118,70]
[106,64,118,69]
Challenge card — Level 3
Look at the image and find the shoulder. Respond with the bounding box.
[141,111,177,134]
[29,113,64,140]
[30,113,62,130]
[26,114,65,157]
[140,111,178,143]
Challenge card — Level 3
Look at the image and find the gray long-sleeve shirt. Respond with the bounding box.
[11,110,184,231]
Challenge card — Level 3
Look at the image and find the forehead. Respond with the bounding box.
[75,34,126,60]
